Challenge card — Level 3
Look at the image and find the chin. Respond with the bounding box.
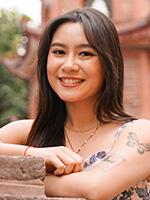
[58,94,82,103]
[61,97,79,103]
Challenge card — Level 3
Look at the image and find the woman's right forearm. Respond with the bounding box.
[0,142,28,156]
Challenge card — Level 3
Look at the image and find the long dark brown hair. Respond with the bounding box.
[26,7,135,147]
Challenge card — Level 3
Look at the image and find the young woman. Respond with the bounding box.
[0,8,150,200]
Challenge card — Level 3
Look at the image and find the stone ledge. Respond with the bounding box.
[0,196,84,200]
[0,156,46,198]
[0,182,45,196]
[0,156,85,200]
[0,156,45,181]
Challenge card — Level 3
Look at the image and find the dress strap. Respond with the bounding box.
[114,120,135,142]
[108,120,136,151]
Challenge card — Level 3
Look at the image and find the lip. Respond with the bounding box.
[58,76,84,87]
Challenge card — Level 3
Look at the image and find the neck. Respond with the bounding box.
[65,101,98,131]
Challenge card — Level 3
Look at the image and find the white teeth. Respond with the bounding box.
[61,78,82,84]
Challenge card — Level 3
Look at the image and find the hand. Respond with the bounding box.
[27,146,83,176]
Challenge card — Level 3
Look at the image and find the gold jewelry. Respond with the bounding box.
[65,125,99,154]
[65,123,99,133]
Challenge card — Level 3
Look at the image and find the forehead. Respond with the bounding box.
[51,22,89,45]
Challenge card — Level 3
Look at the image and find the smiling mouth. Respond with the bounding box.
[59,77,84,85]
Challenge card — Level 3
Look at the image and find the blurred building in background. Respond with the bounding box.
[4,0,150,119]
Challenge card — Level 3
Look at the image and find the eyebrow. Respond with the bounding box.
[50,42,93,49]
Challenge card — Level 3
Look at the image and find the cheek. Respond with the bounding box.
[47,58,56,72]
[92,64,103,91]
[46,65,52,83]
[46,60,60,89]
[46,58,59,78]
[89,60,103,79]
[47,58,65,83]
[46,61,55,85]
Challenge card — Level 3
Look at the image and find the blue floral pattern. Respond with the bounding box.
[84,150,106,168]
[113,185,150,200]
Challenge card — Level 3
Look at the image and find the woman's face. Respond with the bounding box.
[47,22,103,103]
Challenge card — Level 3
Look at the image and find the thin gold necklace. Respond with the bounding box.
[65,123,99,133]
[65,125,99,154]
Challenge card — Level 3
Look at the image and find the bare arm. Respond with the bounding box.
[44,119,150,200]
[0,119,33,155]
[0,120,83,175]
[0,119,33,144]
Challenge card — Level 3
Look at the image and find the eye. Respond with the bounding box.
[51,50,66,56]
[79,51,94,57]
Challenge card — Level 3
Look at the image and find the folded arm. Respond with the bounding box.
[44,119,150,200]
[0,120,83,176]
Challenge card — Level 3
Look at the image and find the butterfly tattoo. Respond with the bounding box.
[126,132,150,154]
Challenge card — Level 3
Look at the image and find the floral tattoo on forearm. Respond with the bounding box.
[126,132,150,154]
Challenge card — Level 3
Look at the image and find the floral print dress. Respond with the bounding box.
[83,121,150,200]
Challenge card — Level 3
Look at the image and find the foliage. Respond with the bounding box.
[0,9,28,127]
[0,9,22,57]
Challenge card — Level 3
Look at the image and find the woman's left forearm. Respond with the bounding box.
[44,171,90,198]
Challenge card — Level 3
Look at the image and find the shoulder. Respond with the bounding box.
[123,119,150,141]
[0,119,34,131]
[113,118,150,164]
[0,119,34,144]
[131,118,150,128]
[114,119,150,150]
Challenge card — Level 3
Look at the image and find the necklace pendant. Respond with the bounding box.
[65,124,100,154]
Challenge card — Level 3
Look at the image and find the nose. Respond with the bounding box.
[61,55,80,72]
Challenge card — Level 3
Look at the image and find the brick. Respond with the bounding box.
[0,156,46,197]
[0,181,45,196]
[0,156,85,199]
[0,156,45,181]
[0,197,84,200]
